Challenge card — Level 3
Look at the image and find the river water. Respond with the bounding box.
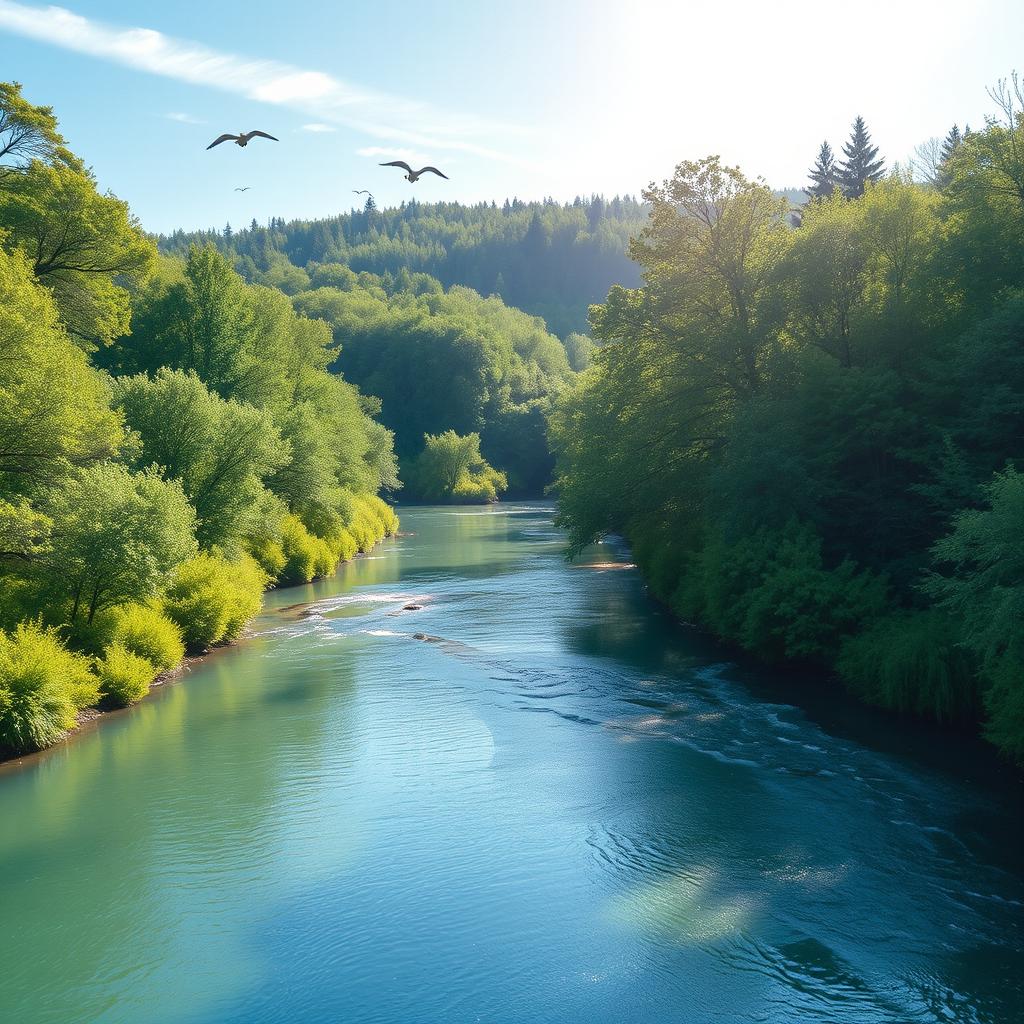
[0,504,1021,1024]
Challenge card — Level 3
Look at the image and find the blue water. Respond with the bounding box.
[0,504,1021,1023]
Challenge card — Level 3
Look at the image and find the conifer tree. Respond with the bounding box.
[940,124,962,163]
[837,116,885,198]
[806,141,838,199]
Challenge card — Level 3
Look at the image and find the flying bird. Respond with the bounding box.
[379,160,448,183]
[207,130,279,150]
[353,189,373,196]
[234,186,252,192]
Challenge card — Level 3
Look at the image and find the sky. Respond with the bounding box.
[1,0,1022,233]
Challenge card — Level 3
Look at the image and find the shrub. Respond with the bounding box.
[410,431,508,503]
[100,603,185,672]
[246,535,287,578]
[0,622,99,755]
[163,552,267,652]
[96,642,156,707]
[837,609,978,720]
[279,515,319,584]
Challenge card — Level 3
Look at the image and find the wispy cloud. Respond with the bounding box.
[301,123,336,133]
[165,111,205,124]
[0,0,525,162]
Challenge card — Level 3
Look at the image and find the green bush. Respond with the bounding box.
[100,603,185,672]
[163,552,267,652]
[837,609,978,720]
[246,534,287,578]
[0,622,99,755]
[279,515,319,584]
[96,642,156,707]
[409,431,508,503]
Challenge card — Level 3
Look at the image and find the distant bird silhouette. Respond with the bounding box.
[353,189,373,196]
[380,160,448,183]
[234,186,252,192]
[207,130,278,150]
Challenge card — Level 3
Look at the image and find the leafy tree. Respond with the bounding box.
[0,162,154,346]
[0,246,122,498]
[0,81,79,177]
[409,430,507,502]
[562,332,596,371]
[38,464,197,625]
[837,116,885,198]
[806,140,838,199]
[112,369,289,549]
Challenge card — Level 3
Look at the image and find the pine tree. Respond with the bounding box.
[805,141,838,199]
[940,124,962,164]
[364,194,377,215]
[837,116,885,198]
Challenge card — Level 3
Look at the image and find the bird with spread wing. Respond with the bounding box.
[379,161,449,183]
[207,130,279,150]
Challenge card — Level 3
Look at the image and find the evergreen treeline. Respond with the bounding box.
[551,96,1024,761]
[0,84,399,757]
[158,196,648,338]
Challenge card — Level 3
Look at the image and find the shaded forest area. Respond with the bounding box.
[551,104,1024,760]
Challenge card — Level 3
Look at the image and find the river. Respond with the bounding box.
[0,504,1021,1024]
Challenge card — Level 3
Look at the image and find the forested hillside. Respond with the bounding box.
[0,83,398,757]
[288,268,576,496]
[159,197,647,338]
[551,107,1024,760]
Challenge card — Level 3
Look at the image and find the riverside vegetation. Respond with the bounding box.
[3,79,1023,765]
[550,102,1024,761]
[0,83,398,757]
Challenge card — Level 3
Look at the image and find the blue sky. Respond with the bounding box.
[2,0,1023,233]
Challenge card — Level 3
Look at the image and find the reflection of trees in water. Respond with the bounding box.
[0,639,364,1022]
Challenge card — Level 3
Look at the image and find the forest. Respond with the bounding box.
[159,195,648,338]
[550,102,1024,760]
[0,83,398,757]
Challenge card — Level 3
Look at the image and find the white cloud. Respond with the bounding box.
[165,111,204,124]
[0,0,524,162]
[302,123,336,133]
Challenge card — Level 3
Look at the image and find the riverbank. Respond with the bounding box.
[0,532,398,770]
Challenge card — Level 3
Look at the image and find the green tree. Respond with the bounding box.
[0,162,154,346]
[806,140,838,199]
[112,369,290,549]
[0,81,79,177]
[0,246,122,498]
[837,116,885,198]
[39,464,197,625]
[410,430,507,502]
[940,124,962,164]
[926,468,1024,759]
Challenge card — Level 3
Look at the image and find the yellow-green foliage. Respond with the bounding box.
[277,496,396,584]
[246,535,287,578]
[0,622,99,754]
[280,515,319,584]
[162,552,267,652]
[451,466,508,503]
[100,603,185,672]
[96,642,156,707]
